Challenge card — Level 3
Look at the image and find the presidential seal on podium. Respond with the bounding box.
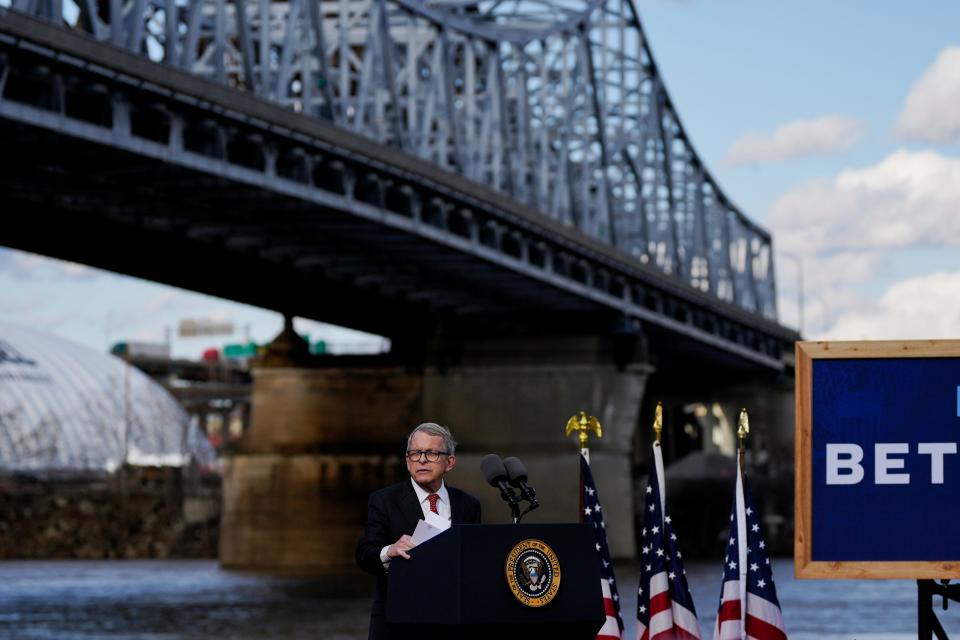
[505,538,562,607]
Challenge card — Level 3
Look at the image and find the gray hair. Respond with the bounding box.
[406,422,457,455]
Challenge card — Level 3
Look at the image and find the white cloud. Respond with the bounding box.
[0,292,44,313]
[724,116,866,166]
[824,271,960,340]
[109,291,192,334]
[768,149,960,255]
[896,45,960,144]
[776,251,879,337]
[782,249,880,297]
[769,149,960,337]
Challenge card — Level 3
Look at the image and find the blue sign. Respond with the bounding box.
[812,357,960,562]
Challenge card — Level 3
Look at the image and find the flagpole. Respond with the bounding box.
[737,408,749,478]
[566,411,602,516]
[653,401,663,444]
[638,404,703,640]
[736,408,750,640]
[651,402,667,520]
[714,407,787,640]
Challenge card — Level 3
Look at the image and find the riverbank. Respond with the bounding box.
[0,467,219,560]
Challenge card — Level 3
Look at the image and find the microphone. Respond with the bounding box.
[503,457,539,510]
[481,454,521,509]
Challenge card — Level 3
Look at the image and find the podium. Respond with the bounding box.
[386,523,606,639]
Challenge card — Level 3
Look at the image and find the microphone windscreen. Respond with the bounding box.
[480,454,507,486]
[502,457,529,485]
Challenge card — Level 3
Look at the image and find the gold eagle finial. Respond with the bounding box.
[653,401,663,443]
[737,408,750,449]
[565,411,602,449]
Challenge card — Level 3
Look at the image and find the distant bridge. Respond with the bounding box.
[0,0,794,367]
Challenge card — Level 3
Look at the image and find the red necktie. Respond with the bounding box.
[427,493,440,515]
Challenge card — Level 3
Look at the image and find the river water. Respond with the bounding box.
[0,559,956,639]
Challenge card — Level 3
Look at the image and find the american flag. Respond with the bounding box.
[637,442,701,640]
[713,456,787,640]
[581,453,624,639]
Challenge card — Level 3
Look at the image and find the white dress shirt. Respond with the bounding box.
[379,479,450,567]
[409,477,451,522]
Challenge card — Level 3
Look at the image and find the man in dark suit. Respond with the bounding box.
[356,422,482,640]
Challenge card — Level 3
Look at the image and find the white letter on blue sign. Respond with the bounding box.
[875,443,910,484]
[918,442,957,484]
[826,444,864,485]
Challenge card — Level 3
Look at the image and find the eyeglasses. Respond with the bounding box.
[406,449,450,462]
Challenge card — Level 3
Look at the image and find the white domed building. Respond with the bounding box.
[0,321,216,474]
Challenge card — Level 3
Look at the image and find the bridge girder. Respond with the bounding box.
[2,0,778,320]
[0,7,795,369]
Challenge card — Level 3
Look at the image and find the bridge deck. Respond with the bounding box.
[0,10,798,369]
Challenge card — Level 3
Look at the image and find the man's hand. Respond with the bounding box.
[387,535,416,560]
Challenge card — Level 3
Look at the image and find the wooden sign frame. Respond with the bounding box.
[795,340,960,579]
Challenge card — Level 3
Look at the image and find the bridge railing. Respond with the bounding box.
[2,0,778,320]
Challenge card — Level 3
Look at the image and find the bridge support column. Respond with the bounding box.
[219,366,422,573]
[220,330,651,572]
[220,368,421,574]
[422,336,652,560]
[219,322,421,574]
[641,368,795,556]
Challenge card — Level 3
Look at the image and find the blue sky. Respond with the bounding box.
[637,1,960,215]
[638,0,960,338]
[3,0,960,355]
[0,250,387,358]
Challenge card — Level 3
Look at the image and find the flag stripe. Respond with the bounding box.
[653,626,701,640]
[649,608,677,637]
[716,599,741,623]
[746,596,786,629]
[715,620,744,640]
[719,581,740,602]
[745,614,788,640]
[671,600,702,637]
[604,598,618,617]
[648,592,673,633]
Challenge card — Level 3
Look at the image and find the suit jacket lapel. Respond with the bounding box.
[449,488,465,524]
[399,480,423,532]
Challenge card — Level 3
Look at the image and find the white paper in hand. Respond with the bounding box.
[424,510,451,531]
[410,517,447,546]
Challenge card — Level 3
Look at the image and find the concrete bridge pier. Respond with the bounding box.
[421,336,652,561]
[639,367,795,556]
[219,330,651,574]
[218,321,422,575]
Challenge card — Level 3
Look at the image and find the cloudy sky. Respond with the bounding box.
[637,1,960,340]
[3,0,960,356]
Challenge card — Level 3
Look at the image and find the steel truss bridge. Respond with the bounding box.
[0,0,795,368]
